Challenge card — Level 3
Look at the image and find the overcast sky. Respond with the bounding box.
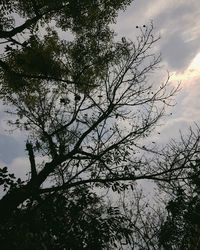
[0,0,200,180]
[114,0,200,141]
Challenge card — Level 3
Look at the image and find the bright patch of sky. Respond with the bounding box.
[113,0,200,144]
[171,53,200,86]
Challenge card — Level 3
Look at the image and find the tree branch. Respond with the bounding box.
[0,14,43,39]
[26,141,37,179]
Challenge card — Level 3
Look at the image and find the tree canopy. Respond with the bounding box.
[158,130,200,250]
[1,0,199,249]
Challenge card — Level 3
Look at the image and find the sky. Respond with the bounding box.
[114,0,200,142]
[0,0,200,181]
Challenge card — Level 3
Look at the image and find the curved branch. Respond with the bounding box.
[0,14,43,39]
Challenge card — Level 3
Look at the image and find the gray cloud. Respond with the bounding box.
[115,0,200,71]
[160,33,197,70]
[114,0,200,149]
[0,134,25,164]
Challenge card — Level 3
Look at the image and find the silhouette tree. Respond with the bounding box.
[0,22,178,219]
[0,185,136,249]
[158,128,200,250]
[0,1,186,249]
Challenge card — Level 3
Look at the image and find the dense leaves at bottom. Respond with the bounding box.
[159,160,200,250]
[0,187,133,250]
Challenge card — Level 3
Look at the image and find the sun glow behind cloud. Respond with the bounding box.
[189,53,200,71]
[170,53,200,86]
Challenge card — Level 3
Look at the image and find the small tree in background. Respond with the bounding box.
[158,129,200,250]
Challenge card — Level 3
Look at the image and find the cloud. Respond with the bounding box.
[112,0,200,148]
[0,156,29,199]
[0,154,49,181]
[7,156,29,181]
[0,156,29,198]
[115,0,200,72]
[155,65,200,144]
[160,33,198,70]
[170,53,200,85]
[181,78,200,123]
[0,101,27,164]
[0,134,26,164]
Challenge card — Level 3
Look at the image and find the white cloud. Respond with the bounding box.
[6,157,29,181]
[114,0,200,71]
